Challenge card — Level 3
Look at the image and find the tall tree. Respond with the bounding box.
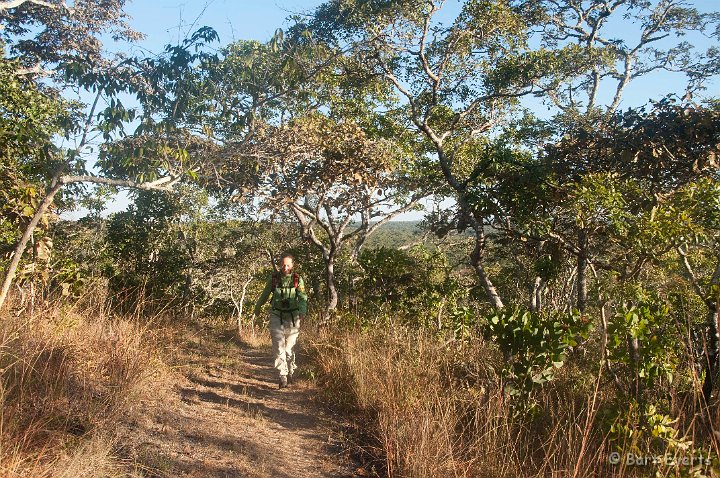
[541,101,720,399]
[0,0,142,77]
[306,0,589,309]
[191,28,434,314]
[305,0,718,312]
[508,0,720,313]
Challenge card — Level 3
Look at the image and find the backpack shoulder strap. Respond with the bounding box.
[272,272,299,289]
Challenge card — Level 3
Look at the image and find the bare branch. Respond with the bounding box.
[290,203,328,256]
[417,4,441,106]
[14,63,54,77]
[59,174,183,192]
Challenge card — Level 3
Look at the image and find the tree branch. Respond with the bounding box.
[59,174,183,191]
[14,64,54,77]
[677,245,706,300]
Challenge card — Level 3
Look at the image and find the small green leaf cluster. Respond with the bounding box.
[448,306,476,342]
[483,307,592,405]
[607,402,700,473]
[52,258,88,299]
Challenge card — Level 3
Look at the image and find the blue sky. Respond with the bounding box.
[122,0,326,52]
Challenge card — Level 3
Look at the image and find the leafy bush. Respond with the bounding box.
[607,301,679,394]
[104,191,193,310]
[483,307,592,409]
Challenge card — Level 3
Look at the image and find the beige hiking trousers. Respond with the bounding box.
[269,310,300,378]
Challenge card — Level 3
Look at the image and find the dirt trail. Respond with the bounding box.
[119,324,359,478]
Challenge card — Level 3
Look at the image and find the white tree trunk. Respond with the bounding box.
[0,178,62,311]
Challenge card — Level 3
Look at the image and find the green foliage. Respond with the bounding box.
[0,57,72,257]
[2,2,719,472]
[362,221,424,249]
[0,61,70,167]
[104,191,193,309]
[448,306,476,342]
[49,218,111,299]
[606,402,698,473]
[0,0,141,69]
[355,246,462,327]
[483,307,592,406]
[607,299,679,391]
[52,258,88,299]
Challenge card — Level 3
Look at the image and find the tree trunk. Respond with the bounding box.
[600,300,623,392]
[435,145,503,310]
[0,177,63,311]
[325,253,338,313]
[469,226,504,309]
[233,274,253,335]
[577,229,589,314]
[350,209,370,264]
[628,334,641,401]
[530,240,547,312]
[678,250,720,401]
[530,276,545,312]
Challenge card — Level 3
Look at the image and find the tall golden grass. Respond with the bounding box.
[305,325,720,478]
[0,291,163,477]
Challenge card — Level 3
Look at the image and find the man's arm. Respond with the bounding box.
[297,276,308,315]
[253,276,273,316]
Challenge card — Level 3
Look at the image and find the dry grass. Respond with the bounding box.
[0,294,166,477]
[305,325,720,478]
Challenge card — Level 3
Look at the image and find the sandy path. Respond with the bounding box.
[119,324,359,478]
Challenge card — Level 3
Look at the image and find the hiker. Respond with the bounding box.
[252,253,308,389]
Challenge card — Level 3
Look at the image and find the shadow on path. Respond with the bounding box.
[120,325,357,478]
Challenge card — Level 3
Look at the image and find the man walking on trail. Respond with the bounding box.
[252,253,308,389]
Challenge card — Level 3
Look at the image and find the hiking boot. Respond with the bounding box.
[278,376,288,389]
[287,373,294,385]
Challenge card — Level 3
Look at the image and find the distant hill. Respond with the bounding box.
[363,221,425,249]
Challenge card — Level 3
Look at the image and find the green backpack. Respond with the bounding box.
[271,272,301,311]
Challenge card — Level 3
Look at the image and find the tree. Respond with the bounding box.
[0,58,71,257]
[306,0,590,309]
[504,0,720,313]
[185,27,434,314]
[541,101,720,399]
[306,0,719,313]
[0,0,142,77]
[516,0,719,115]
[0,11,221,309]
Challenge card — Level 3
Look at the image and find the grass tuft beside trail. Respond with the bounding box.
[305,324,720,478]
[0,297,167,477]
